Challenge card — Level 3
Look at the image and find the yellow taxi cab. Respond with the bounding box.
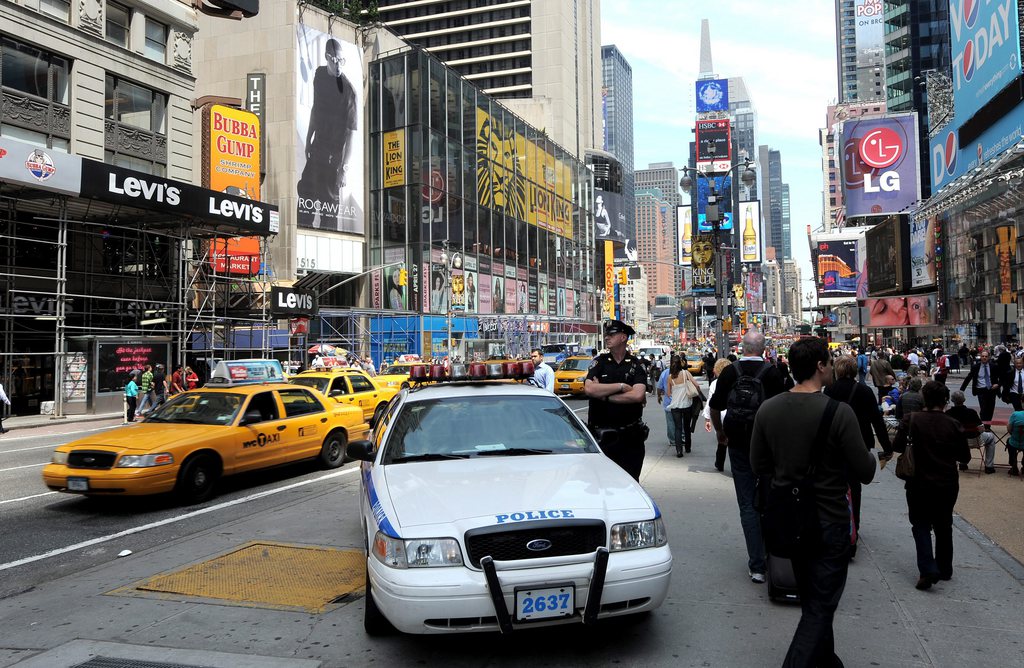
[289,367,398,425]
[553,355,593,396]
[375,363,430,390]
[42,362,369,504]
[685,352,705,375]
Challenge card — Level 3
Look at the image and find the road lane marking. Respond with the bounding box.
[0,462,47,472]
[0,444,63,454]
[0,466,360,572]
[0,492,58,506]
[573,406,587,413]
[0,425,118,448]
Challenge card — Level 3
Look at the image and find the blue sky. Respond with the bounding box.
[601,1,839,304]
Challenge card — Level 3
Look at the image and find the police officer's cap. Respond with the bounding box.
[604,319,635,337]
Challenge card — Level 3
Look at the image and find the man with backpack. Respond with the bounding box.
[856,348,870,384]
[709,328,786,584]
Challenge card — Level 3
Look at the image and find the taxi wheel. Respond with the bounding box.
[364,570,395,636]
[319,430,348,469]
[175,454,220,505]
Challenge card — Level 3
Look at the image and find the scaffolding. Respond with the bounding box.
[0,185,274,417]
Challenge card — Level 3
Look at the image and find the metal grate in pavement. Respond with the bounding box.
[72,658,211,668]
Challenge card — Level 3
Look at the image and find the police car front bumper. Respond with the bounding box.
[367,545,672,634]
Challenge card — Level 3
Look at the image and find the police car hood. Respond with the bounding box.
[382,453,654,531]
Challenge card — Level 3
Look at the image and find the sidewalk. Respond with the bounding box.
[1,411,124,432]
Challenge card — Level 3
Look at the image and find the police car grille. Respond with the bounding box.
[67,451,117,469]
[465,520,606,567]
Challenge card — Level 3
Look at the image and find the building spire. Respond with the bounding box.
[699,18,714,79]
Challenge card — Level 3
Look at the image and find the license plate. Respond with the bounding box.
[67,477,89,491]
[560,384,570,389]
[514,584,574,621]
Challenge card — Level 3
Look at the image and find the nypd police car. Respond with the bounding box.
[346,363,672,635]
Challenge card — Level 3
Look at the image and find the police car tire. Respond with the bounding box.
[319,430,348,469]
[363,570,395,635]
[175,453,219,505]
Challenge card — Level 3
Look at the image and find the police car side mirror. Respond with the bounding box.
[346,439,375,462]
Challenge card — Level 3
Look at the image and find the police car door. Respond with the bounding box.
[234,390,290,471]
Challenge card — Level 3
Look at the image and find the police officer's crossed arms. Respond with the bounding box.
[585,320,649,481]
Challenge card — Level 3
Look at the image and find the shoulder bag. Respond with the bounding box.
[894,415,916,481]
[684,371,700,399]
[762,398,839,559]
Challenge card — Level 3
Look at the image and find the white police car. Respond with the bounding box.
[346,363,673,635]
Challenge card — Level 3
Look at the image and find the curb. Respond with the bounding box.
[2,413,123,432]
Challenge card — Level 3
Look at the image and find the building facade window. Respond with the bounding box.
[106,1,130,48]
[0,37,71,149]
[144,18,167,62]
[104,74,168,174]
[39,0,71,22]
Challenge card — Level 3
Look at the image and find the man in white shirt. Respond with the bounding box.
[530,348,555,392]
[907,349,921,367]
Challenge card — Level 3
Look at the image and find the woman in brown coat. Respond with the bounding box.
[893,380,971,590]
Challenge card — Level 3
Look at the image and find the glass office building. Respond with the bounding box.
[367,50,599,361]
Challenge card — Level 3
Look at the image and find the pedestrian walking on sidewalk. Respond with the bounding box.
[657,359,677,447]
[751,336,876,667]
[709,329,786,584]
[703,359,732,455]
[124,372,140,423]
[0,380,10,433]
[824,355,893,552]
[135,365,154,415]
[666,356,698,458]
[893,381,970,589]
[961,349,1000,421]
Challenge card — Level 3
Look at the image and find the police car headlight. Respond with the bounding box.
[372,531,463,568]
[51,451,68,465]
[610,518,668,551]
[117,453,175,468]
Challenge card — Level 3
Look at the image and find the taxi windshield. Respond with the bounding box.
[382,395,598,463]
[145,392,245,425]
[560,358,590,371]
[290,377,329,394]
[541,345,566,353]
[384,365,413,376]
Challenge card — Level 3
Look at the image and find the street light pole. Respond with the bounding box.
[680,159,756,358]
[438,240,461,362]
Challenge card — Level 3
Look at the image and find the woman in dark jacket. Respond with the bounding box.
[825,355,893,549]
[893,380,971,590]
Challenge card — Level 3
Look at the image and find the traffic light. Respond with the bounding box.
[672,318,679,329]
[740,311,748,328]
[722,316,733,332]
[618,268,628,285]
[398,268,408,286]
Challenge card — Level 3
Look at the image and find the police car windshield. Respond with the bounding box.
[382,395,598,464]
[289,377,329,394]
[560,358,590,371]
[144,392,244,425]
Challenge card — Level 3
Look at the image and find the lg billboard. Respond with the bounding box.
[840,113,921,218]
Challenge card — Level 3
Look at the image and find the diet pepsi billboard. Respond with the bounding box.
[950,0,1021,124]
[840,113,921,218]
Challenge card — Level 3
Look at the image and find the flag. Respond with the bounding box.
[834,206,846,230]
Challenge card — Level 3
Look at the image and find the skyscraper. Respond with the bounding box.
[376,0,601,158]
[835,0,886,103]
[782,259,803,317]
[780,183,791,260]
[758,146,787,258]
[818,101,887,231]
[635,163,682,300]
[634,187,675,306]
[601,44,635,241]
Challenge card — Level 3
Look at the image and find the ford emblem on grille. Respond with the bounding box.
[83,457,95,464]
[526,539,552,552]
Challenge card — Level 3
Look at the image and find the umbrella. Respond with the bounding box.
[308,343,337,355]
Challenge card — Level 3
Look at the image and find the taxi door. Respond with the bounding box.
[327,375,360,411]
[233,390,293,471]
[276,387,328,459]
[346,373,381,422]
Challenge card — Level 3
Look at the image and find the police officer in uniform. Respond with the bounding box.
[584,320,649,480]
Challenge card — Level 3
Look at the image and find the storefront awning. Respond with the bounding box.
[0,136,278,237]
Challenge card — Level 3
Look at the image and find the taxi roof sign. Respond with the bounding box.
[208,359,286,386]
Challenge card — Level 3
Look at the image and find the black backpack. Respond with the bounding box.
[724,360,771,432]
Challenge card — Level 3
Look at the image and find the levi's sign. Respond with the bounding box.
[79,161,276,235]
[270,286,316,317]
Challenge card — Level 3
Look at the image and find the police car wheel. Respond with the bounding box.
[175,454,219,505]
[319,430,348,469]
[363,569,395,635]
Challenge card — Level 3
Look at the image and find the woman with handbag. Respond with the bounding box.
[892,380,971,590]
[666,355,698,458]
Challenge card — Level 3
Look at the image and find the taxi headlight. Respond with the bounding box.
[117,453,175,468]
[372,531,463,568]
[51,451,68,465]
[610,517,668,551]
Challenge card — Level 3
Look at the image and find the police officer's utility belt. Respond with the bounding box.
[590,419,645,431]
[588,420,649,446]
